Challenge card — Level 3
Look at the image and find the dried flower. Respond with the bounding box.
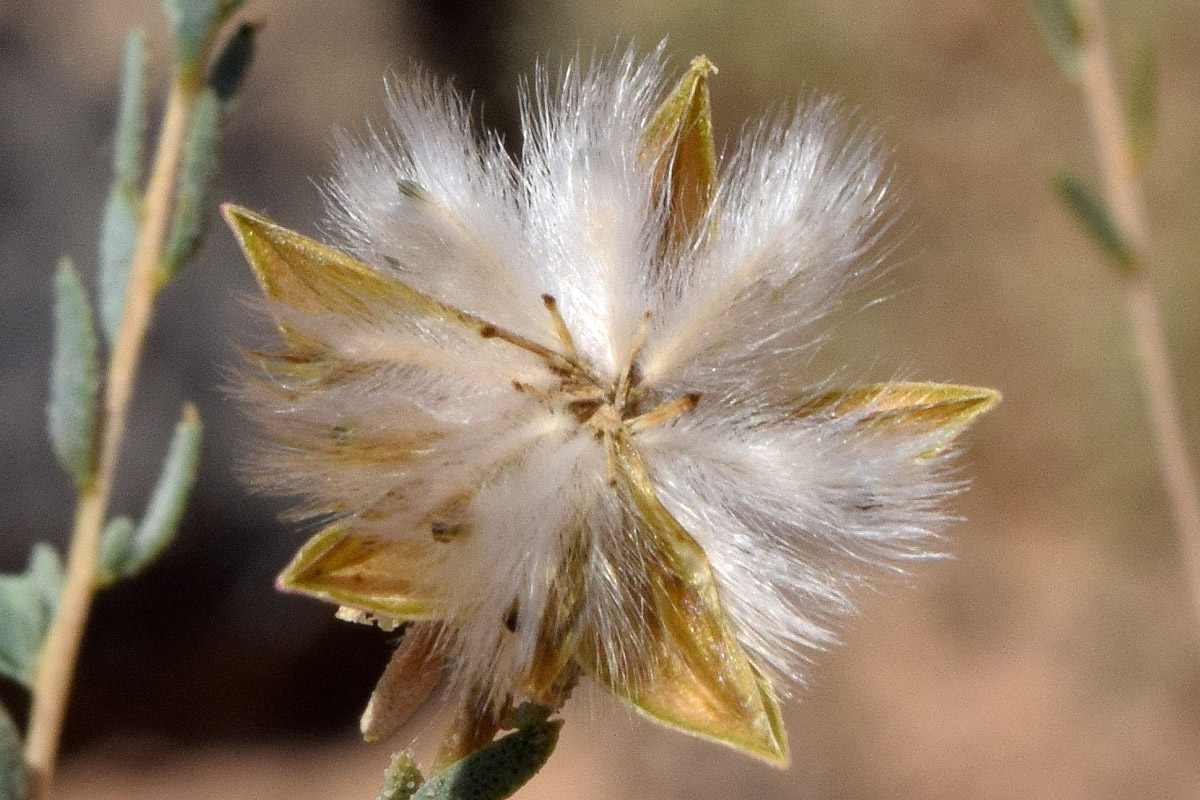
[223,48,996,766]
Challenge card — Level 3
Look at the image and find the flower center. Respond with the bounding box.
[494,294,700,453]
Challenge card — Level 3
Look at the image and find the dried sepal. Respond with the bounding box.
[643,55,718,250]
[577,440,789,766]
[792,382,999,456]
[520,540,587,704]
[276,524,444,621]
[434,687,509,771]
[222,204,423,321]
[222,205,532,348]
[361,623,443,743]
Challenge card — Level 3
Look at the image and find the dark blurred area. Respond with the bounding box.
[3,0,1200,797]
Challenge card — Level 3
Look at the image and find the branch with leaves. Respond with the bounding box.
[1029,0,1200,623]
[0,3,257,798]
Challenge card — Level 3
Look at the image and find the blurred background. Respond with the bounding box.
[3,0,1200,797]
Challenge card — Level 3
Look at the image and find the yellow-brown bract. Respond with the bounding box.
[224,51,997,767]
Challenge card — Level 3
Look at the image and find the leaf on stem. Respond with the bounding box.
[159,22,258,283]
[160,0,243,72]
[412,717,562,800]
[98,186,141,345]
[0,703,26,800]
[378,751,425,800]
[0,545,64,689]
[98,30,149,345]
[207,21,258,107]
[113,29,148,190]
[161,88,221,282]
[1124,37,1157,168]
[97,516,136,588]
[48,257,100,486]
[1027,0,1083,79]
[96,405,202,586]
[1052,171,1135,273]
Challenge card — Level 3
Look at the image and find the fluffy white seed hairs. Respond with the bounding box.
[224,46,996,766]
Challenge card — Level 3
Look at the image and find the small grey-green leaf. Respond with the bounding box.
[503,702,550,731]
[207,21,258,106]
[0,544,64,689]
[1052,172,1135,273]
[1028,0,1083,79]
[1125,37,1156,168]
[96,516,136,588]
[98,185,140,344]
[114,404,202,581]
[162,88,221,282]
[160,0,221,70]
[28,546,62,612]
[114,29,148,190]
[48,257,99,486]
[0,703,26,800]
[413,719,562,800]
[378,751,425,800]
[218,0,246,22]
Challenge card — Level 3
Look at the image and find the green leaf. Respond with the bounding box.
[1028,0,1083,79]
[412,719,561,800]
[48,257,99,486]
[0,703,26,800]
[0,544,64,689]
[114,29,148,190]
[378,751,425,800]
[98,405,202,585]
[96,516,136,589]
[129,404,202,568]
[98,30,149,345]
[1125,37,1156,168]
[98,185,140,344]
[1052,172,1135,273]
[160,0,243,71]
[161,88,221,282]
[207,21,258,106]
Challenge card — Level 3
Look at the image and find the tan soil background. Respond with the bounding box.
[4,0,1200,797]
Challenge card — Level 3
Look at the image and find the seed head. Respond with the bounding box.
[225,46,997,765]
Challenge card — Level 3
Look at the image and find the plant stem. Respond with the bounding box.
[22,74,200,800]
[1075,0,1200,623]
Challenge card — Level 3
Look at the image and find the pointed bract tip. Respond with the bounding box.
[972,386,1001,410]
[950,385,1001,423]
[689,54,718,76]
[220,201,252,231]
[221,202,282,243]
